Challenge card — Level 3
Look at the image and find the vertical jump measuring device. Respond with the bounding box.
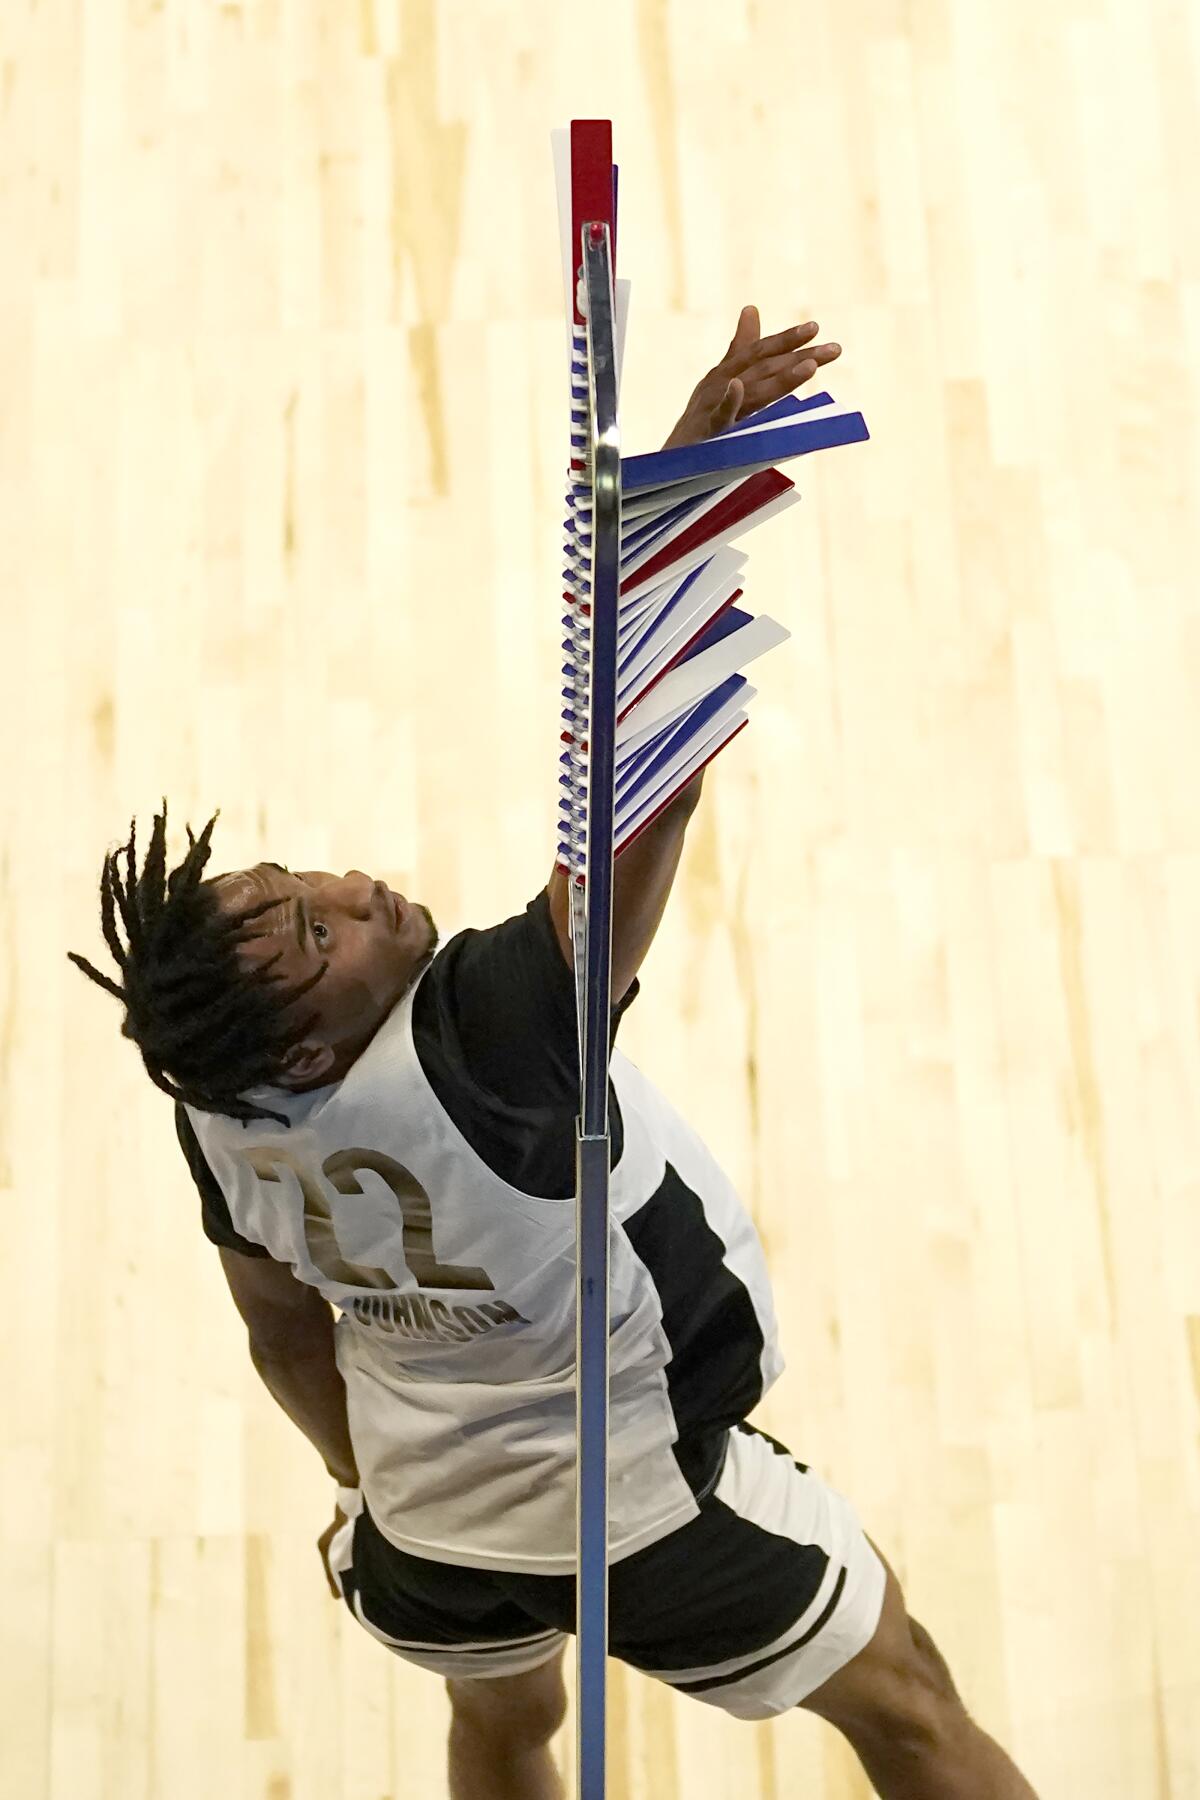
[563,148,620,1800]
[553,119,871,1799]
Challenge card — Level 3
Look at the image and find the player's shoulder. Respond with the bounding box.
[433,888,557,956]
[411,887,580,1106]
[174,1099,276,1258]
[419,889,567,1010]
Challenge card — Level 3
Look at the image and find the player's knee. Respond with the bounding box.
[814,1628,967,1762]
[907,1615,962,1705]
[800,1552,969,1757]
[447,1659,568,1752]
[883,1616,971,1753]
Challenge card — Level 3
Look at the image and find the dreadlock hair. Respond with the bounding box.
[67,799,330,1129]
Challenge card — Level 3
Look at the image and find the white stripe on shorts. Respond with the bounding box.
[327,1509,567,1680]
[349,1589,567,1679]
[640,1426,887,1720]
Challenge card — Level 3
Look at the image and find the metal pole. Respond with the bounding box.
[574,218,620,1800]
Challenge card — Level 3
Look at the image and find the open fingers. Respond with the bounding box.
[725,304,760,358]
[737,360,816,414]
[749,340,841,384]
[735,343,839,413]
[725,319,821,375]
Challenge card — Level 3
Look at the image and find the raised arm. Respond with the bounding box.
[544,304,842,1002]
[546,768,704,1000]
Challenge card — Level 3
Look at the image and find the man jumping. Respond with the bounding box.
[71,308,1039,1800]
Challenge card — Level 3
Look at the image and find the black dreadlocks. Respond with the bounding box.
[67,800,329,1129]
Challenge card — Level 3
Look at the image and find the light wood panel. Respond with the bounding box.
[3,1,1199,1795]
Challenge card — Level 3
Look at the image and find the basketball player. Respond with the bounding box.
[71,309,1039,1799]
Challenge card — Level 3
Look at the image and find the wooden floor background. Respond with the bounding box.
[3,0,1200,1794]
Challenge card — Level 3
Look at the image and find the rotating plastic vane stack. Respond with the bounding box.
[551,120,872,886]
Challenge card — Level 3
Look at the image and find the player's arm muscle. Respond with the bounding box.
[219,1248,359,1485]
[545,768,704,998]
[218,1245,330,1356]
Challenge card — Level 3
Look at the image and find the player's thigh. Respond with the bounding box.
[447,1644,568,1748]
[798,1535,964,1746]
[597,1423,892,1720]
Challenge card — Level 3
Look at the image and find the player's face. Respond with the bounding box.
[207,862,438,1090]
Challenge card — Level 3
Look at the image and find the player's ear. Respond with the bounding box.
[276,1040,335,1086]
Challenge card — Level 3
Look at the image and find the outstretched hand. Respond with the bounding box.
[661,306,842,451]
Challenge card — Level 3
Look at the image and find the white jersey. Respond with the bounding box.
[179,892,782,1573]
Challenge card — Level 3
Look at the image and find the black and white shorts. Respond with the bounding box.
[328,1422,887,1721]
